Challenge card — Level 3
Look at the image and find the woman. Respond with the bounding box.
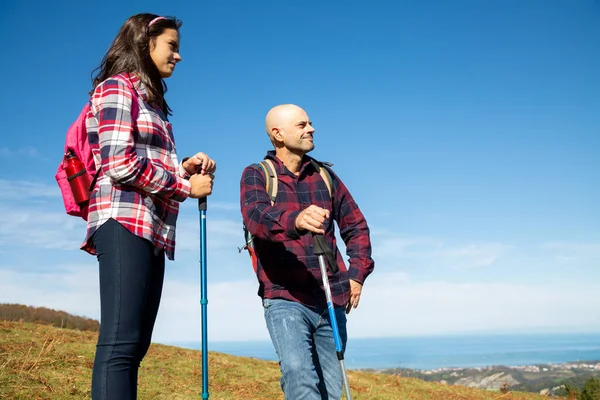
[82,13,216,399]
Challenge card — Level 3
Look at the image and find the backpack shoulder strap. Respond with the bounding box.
[241,159,277,255]
[258,159,278,205]
[87,75,140,193]
[309,159,334,199]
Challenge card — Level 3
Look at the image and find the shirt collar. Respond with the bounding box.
[118,73,149,103]
[265,150,315,176]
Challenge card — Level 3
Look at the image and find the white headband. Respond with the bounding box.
[148,16,166,27]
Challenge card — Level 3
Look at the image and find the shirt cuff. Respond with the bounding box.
[285,210,302,239]
[348,265,369,285]
[172,176,191,202]
[179,158,191,179]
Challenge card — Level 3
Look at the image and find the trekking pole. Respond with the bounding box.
[312,234,352,400]
[198,197,209,399]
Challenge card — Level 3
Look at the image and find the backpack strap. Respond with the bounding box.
[258,158,333,204]
[309,159,334,200]
[258,159,278,205]
[88,75,140,193]
[240,158,334,255]
[240,159,277,254]
[88,165,101,192]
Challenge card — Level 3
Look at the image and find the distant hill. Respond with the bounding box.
[377,363,600,397]
[0,303,99,332]
[0,319,555,399]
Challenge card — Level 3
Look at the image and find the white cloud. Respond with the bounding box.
[0,180,77,249]
[0,146,42,159]
[206,202,240,211]
[348,272,600,337]
[0,179,61,199]
[371,232,510,269]
[543,241,600,263]
[0,265,100,319]
[373,235,442,259]
[1,177,597,344]
[435,242,512,268]
[175,216,243,253]
[0,263,267,342]
[0,179,243,253]
[3,264,599,343]
[154,278,267,342]
[0,205,85,250]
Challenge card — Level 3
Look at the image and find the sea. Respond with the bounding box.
[171,333,600,371]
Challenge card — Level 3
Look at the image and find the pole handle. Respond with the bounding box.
[312,234,339,274]
[312,234,325,255]
[191,160,208,212]
[198,197,207,211]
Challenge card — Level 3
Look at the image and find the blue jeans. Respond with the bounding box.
[263,298,347,400]
[91,219,165,400]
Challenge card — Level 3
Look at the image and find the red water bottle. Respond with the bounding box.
[64,150,91,205]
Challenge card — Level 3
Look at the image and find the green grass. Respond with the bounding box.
[0,321,559,399]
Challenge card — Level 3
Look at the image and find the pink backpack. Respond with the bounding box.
[55,77,138,220]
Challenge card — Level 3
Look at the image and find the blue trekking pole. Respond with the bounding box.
[313,234,352,400]
[198,197,209,399]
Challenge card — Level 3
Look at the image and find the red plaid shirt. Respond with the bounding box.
[81,73,190,260]
[240,151,374,309]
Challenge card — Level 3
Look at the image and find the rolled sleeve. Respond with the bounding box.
[172,177,191,202]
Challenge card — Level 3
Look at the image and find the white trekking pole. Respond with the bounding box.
[313,234,352,400]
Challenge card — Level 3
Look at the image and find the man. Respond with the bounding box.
[240,104,375,399]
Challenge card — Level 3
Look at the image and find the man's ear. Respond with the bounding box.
[272,128,284,143]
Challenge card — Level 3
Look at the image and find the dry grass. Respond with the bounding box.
[0,321,558,399]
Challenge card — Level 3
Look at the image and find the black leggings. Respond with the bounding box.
[91,218,165,400]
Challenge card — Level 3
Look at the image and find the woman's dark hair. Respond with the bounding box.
[91,13,182,116]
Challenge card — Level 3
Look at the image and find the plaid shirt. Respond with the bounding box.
[81,73,190,260]
[240,151,374,309]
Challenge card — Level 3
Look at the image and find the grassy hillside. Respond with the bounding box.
[0,320,559,399]
[0,303,99,332]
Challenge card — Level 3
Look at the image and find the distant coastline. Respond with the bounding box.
[172,332,600,371]
[372,359,600,373]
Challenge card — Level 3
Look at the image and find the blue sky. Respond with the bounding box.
[0,1,598,343]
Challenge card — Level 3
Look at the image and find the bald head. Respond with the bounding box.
[264,104,315,160]
[266,104,306,136]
